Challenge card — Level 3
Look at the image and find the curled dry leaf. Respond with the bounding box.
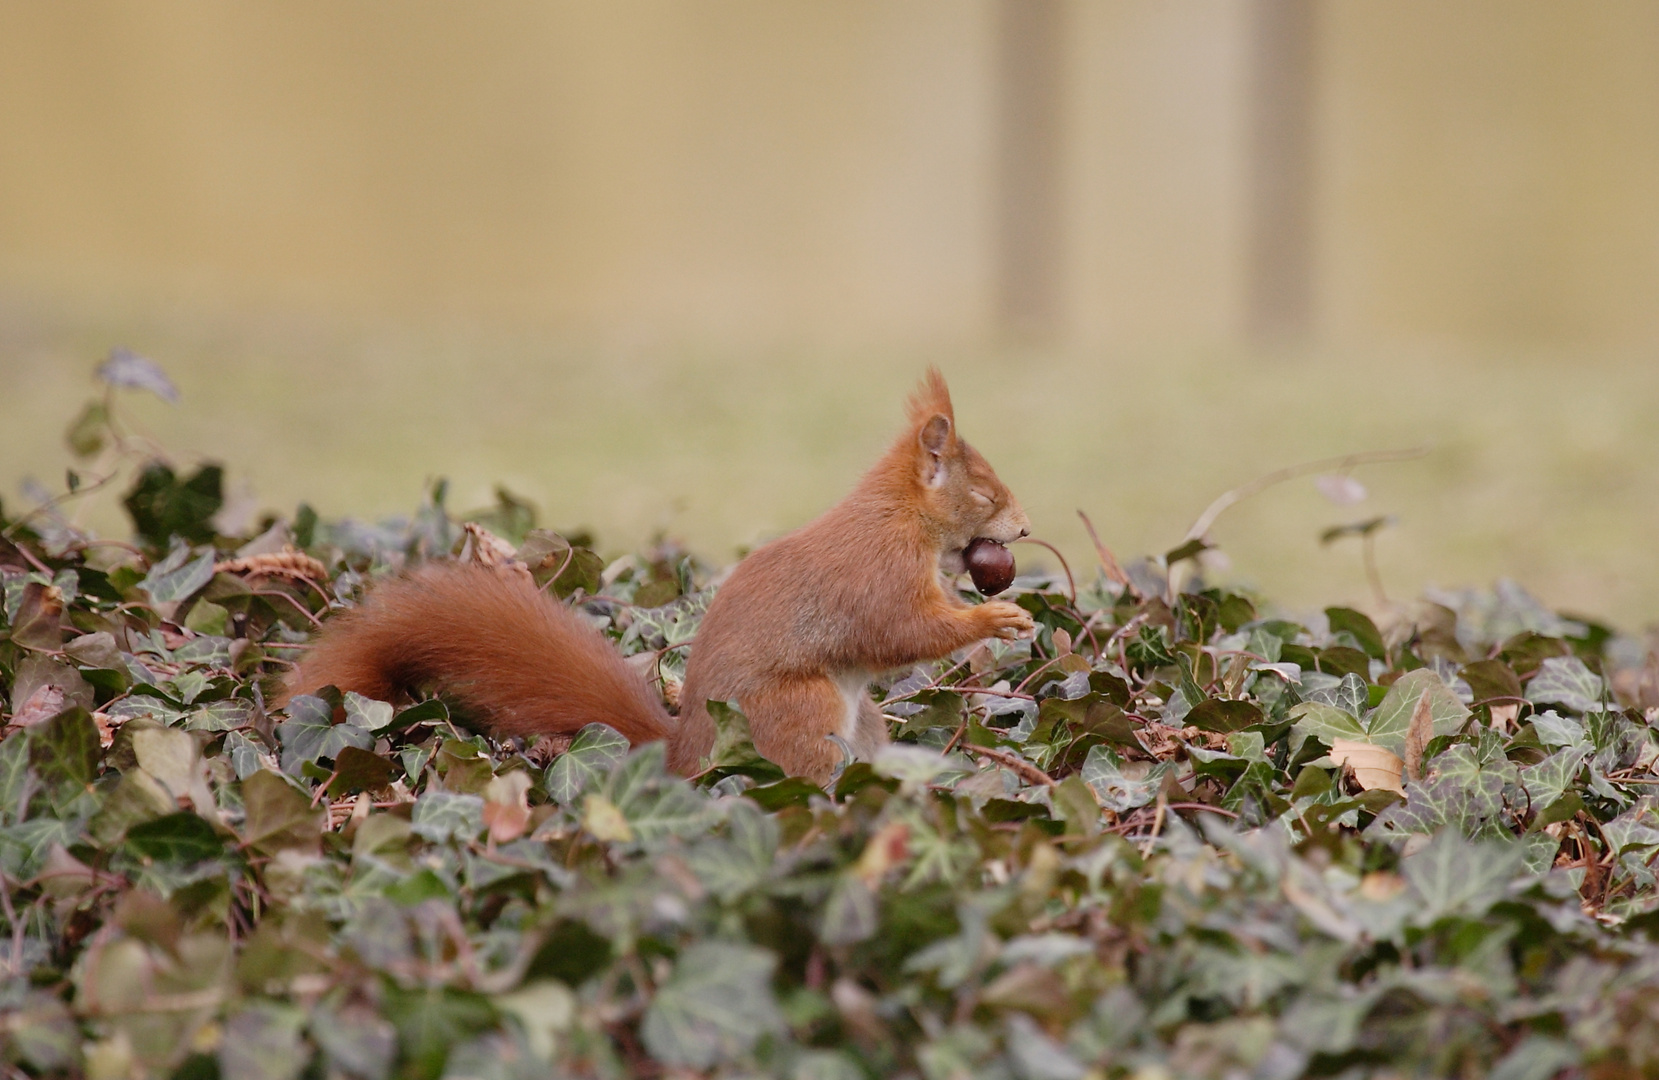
[215,547,329,583]
[1404,688,1435,782]
[483,770,534,843]
[10,683,66,727]
[458,522,521,569]
[1329,738,1405,795]
[853,820,910,886]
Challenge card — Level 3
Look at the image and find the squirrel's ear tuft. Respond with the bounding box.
[906,367,956,430]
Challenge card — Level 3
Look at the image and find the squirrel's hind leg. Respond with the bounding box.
[746,676,861,786]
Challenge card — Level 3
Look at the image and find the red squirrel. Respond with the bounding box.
[282,370,1034,784]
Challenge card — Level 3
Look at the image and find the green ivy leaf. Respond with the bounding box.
[343,692,395,732]
[603,744,711,845]
[124,462,223,548]
[138,542,217,604]
[218,1003,307,1080]
[29,706,101,793]
[1367,669,1469,755]
[1524,656,1605,714]
[125,812,225,865]
[701,700,785,783]
[1080,745,1164,813]
[1288,702,1365,745]
[1325,607,1386,660]
[1517,746,1590,813]
[1185,698,1264,733]
[1402,832,1527,923]
[640,942,783,1068]
[277,694,374,771]
[411,790,485,844]
[240,770,325,855]
[683,800,779,901]
[544,723,629,804]
[327,746,395,798]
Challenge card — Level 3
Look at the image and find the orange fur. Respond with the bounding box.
[281,563,671,745]
[285,369,1032,784]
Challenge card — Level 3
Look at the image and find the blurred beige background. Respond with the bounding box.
[2,1,1656,626]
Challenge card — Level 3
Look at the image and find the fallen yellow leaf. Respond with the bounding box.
[1329,738,1405,795]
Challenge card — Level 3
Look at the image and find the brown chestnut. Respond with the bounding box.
[964,538,1016,595]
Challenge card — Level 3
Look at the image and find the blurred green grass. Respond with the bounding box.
[3,291,1657,629]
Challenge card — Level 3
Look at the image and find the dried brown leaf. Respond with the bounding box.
[1329,738,1405,795]
[1404,687,1434,782]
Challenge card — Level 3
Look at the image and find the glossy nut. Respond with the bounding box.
[964,538,1015,595]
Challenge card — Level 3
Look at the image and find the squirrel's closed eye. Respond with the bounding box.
[970,490,994,506]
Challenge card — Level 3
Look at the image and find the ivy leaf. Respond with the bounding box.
[0,736,31,824]
[1460,658,1523,704]
[7,580,65,651]
[0,818,84,879]
[240,770,325,855]
[684,800,779,902]
[124,462,224,548]
[1289,702,1365,745]
[1517,746,1589,813]
[327,746,395,798]
[603,744,710,845]
[1530,710,1587,750]
[310,1002,397,1080]
[125,812,225,865]
[1185,698,1264,733]
[138,542,217,604]
[277,694,374,771]
[701,700,785,783]
[1304,672,1369,718]
[819,877,880,946]
[1402,831,1526,922]
[411,790,485,844]
[1080,745,1164,813]
[29,706,101,793]
[381,987,496,1080]
[1524,656,1605,714]
[544,723,629,804]
[343,692,395,732]
[1601,808,1659,867]
[1326,607,1386,660]
[640,942,784,1068]
[218,1003,307,1080]
[88,769,177,845]
[1367,669,1469,755]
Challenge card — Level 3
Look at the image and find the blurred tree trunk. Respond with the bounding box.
[1247,0,1316,345]
[996,0,1065,344]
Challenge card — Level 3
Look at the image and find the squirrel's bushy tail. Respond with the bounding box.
[281,563,673,744]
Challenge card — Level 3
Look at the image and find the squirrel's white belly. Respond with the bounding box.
[832,670,872,748]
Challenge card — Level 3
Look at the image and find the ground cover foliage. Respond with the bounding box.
[5,358,1659,1079]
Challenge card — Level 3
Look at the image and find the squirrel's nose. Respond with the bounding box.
[1018,527,1030,538]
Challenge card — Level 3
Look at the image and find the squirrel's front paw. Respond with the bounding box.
[980,601,1036,641]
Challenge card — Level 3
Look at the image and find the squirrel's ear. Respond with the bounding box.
[908,367,957,487]
[918,413,952,486]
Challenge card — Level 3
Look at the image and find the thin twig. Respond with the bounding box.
[1015,537,1076,605]
[1362,529,1388,607]
[1139,794,1168,857]
[0,467,122,540]
[246,588,325,629]
[1077,510,1130,587]
[1183,447,1429,543]
[961,744,1055,787]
